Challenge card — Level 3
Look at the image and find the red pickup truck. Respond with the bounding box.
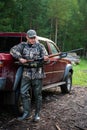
[0,32,73,108]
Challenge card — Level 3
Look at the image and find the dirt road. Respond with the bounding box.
[0,86,87,130]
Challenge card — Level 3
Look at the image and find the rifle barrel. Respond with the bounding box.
[67,48,83,53]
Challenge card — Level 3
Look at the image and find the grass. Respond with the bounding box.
[72,58,87,86]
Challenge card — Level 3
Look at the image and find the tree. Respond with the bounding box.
[47,0,75,43]
[63,0,87,53]
[0,0,15,31]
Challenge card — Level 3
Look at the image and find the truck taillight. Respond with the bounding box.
[0,61,3,75]
[0,61,3,67]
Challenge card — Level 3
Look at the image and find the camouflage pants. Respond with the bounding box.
[20,77,42,113]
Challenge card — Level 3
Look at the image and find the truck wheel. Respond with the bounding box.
[60,72,72,93]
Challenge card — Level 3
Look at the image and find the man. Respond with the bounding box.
[10,29,48,121]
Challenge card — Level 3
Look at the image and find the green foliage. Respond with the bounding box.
[47,0,74,23]
[0,0,87,55]
[63,0,87,52]
[73,58,87,86]
[46,0,76,43]
[0,0,15,31]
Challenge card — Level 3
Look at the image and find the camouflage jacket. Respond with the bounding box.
[10,41,48,79]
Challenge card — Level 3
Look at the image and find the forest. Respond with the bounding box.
[0,0,87,55]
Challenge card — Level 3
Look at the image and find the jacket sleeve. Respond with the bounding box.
[10,43,24,60]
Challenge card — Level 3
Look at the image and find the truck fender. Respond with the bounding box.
[63,64,73,80]
[13,66,23,91]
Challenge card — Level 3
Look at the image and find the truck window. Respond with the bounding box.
[38,40,49,54]
[48,42,59,54]
[0,36,21,52]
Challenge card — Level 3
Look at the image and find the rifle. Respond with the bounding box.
[15,48,83,67]
[48,48,83,58]
[15,57,45,68]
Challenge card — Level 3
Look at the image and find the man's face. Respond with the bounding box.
[26,36,36,44]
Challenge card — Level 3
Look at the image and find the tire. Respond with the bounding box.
[60,72,72,94]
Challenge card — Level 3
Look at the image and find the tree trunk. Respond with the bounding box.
[55,18,58,44]
[50,18,53,39]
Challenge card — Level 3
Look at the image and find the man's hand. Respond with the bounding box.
[44,56,49,61]
[19,58,27,64]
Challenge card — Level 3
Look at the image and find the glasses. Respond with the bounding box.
[29,37,36,39]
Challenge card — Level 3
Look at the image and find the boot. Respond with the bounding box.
[33,99,41,122]
[33,113,40,122]
[17,98,31,121]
